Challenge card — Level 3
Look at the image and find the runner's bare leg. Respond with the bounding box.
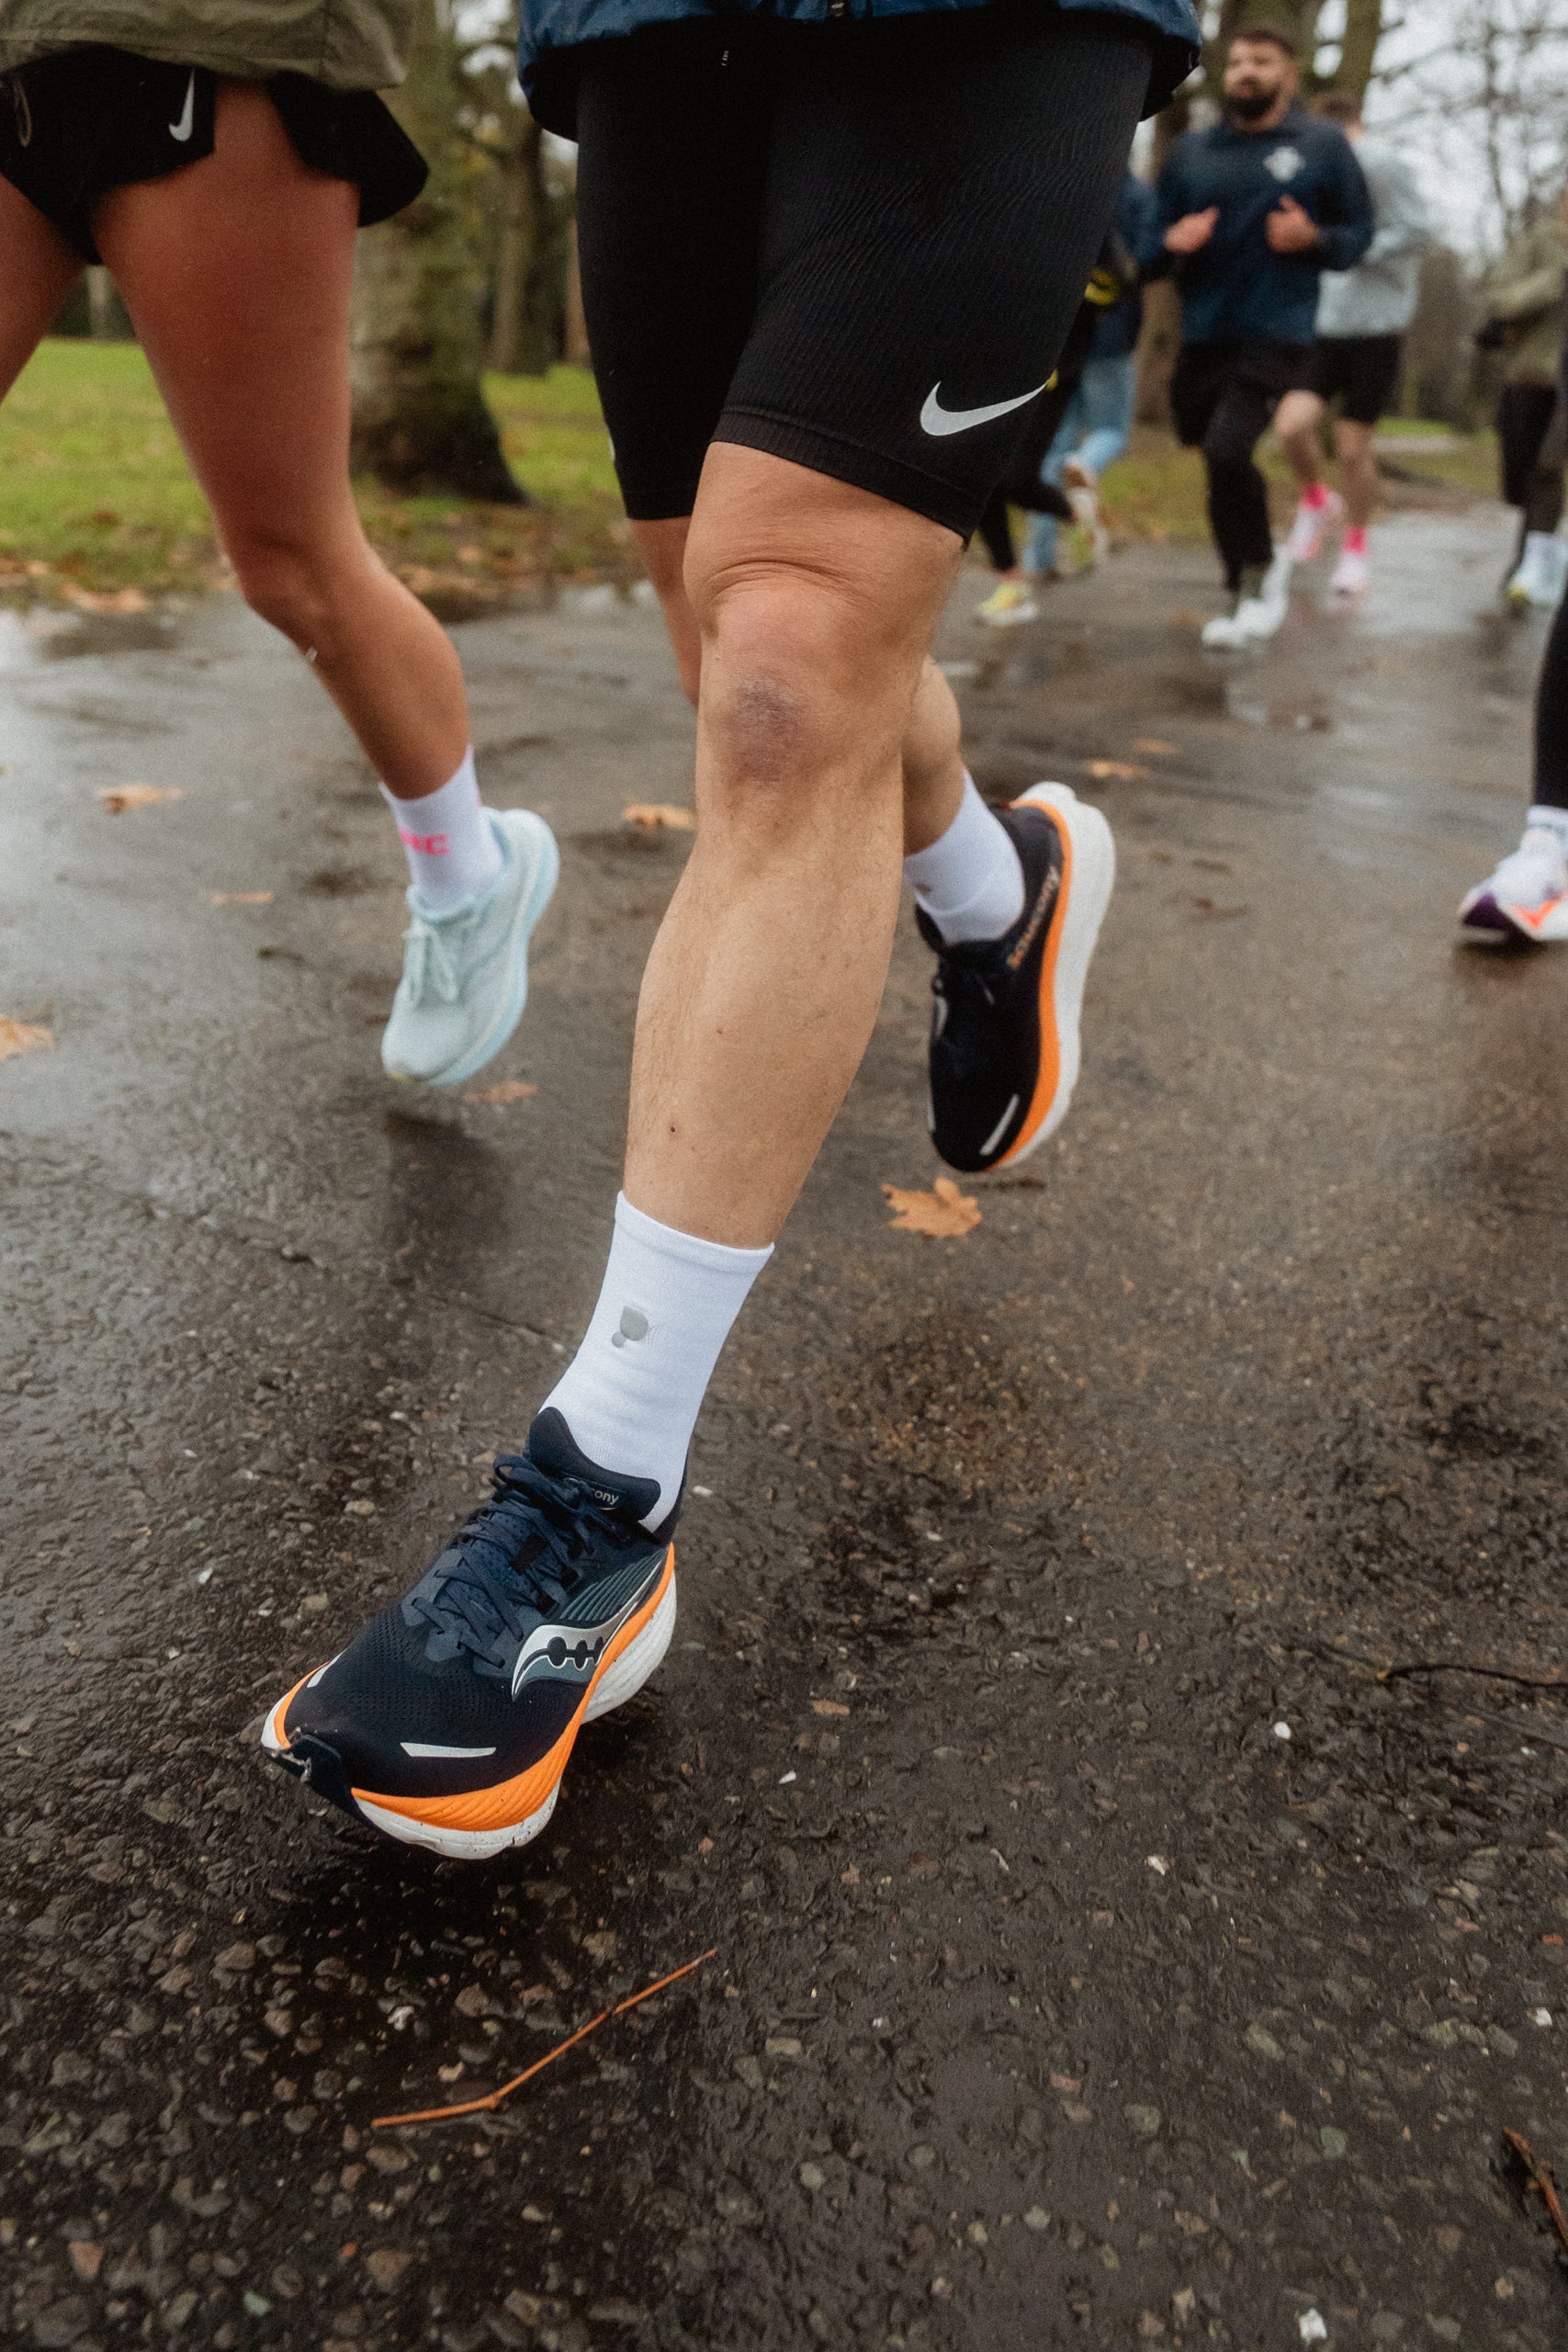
[633,509,966,863]
[0,175,83,399]
[625,446,964,1247]
[92,81,469,797]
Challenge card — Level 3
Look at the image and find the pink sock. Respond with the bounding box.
[1344,526,1368,555]
[1300,482,1329,512]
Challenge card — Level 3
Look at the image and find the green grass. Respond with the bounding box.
[0,340,627,601]
[0,337,1505,603]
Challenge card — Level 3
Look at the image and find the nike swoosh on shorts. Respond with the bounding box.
[919,381,1047,438]
[170,72,196,142]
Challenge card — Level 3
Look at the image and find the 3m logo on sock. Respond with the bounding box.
[397,826,450,855]
[611,1307,650,1350]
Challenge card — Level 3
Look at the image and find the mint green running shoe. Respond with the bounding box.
[380,808,559,1087]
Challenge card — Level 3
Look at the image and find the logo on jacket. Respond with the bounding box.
[1265,146,1304,183]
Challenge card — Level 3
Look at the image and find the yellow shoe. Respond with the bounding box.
[976,579,1040,628]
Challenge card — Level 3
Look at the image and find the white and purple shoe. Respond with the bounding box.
[1460,824,1568,944]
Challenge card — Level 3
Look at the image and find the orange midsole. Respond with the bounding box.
[349,1548,674,1834]
[997,800,1071,1165]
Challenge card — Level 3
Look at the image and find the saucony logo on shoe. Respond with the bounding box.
[1004,863,1062,973]
[509,1572,659,1699]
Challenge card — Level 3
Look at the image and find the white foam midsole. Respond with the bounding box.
[334,1573,677,1860]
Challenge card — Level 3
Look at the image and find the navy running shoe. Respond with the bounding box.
[263,1410,676,1860]
[920,783,1114,1173]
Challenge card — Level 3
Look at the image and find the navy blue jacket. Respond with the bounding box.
[1144,106,1372,348]
[518,0,1201,135]
[1091,172,1158,361]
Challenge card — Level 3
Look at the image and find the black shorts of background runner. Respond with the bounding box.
[0,45,426,264]
[1169,337,1314,587]
[1496,381,1566,541]
[572,7,1154,542]
[1310,332,1402,428]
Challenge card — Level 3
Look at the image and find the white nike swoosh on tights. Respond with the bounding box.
[170,71,196,142]
[919,381,1048,438]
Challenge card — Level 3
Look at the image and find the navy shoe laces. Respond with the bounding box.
[408,1455,632,1663]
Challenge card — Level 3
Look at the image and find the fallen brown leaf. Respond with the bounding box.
[810,1699,851,1718]
[623,803,696,831]
[462,1078,539,1105]
[882,1177,982,1238]
[98,782,183,814]
[1132,738,1178,756]
[65,584,148,616]
[1085,759,1152,783]
[210,890,275,907]
[0,1017,53,1064]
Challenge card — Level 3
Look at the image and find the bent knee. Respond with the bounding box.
[225,532,359,651]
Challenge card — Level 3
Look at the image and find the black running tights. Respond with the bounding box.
[1497,381,1565,541]
[1534,592,1568,808]
[1201,380,1277,586]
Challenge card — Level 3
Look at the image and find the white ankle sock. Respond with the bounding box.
[539,1194,773,1530]
[380,748,502,914]
[1527,805,1568,852]
[903,772,1025,945]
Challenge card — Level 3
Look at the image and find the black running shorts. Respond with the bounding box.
[572,7,1155,540]
[0,44,426,264]
[1309,332,1403,428]
[1168,337,1316,450]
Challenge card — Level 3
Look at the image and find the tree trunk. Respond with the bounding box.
[351,0,525,502]
[487,111,541,376]
[1331,0,1383,103]
[563,219,592,368]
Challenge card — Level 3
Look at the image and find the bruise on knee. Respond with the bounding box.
[712,670,817,786]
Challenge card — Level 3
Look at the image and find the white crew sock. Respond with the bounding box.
[379,747,502,914]
[903,772,1025,945]
[539,1194,773,1529]
[1527,804,1568,852]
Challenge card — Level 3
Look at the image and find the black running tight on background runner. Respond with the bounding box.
[1534,594,1568,810]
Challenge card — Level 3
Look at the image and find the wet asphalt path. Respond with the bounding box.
[4,511,1568,2352]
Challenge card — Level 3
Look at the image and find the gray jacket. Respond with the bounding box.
[0,2,413,88]
[1315,137,1432,340]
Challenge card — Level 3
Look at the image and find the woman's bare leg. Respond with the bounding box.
[0,175,82,400]
[92,83,468,797]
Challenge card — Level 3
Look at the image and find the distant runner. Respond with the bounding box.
[0,9,558,1092]
[1475,192,1568,612]
[1276,87,1432,598]
[976,166,1154,623]
[1142,21,1371,648]
[1461,318,1568,944]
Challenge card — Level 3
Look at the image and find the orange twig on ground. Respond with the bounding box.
[372,1948,718,2130]
[1503,2128,1568,2256]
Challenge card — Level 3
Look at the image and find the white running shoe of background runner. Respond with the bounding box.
[1506,533,1568,611]
[1201,552,1292,649]
[381,808,560,1085]
[1330,544,1370,597]
[1459,824,1568,944]
[1284,490,1343,565]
